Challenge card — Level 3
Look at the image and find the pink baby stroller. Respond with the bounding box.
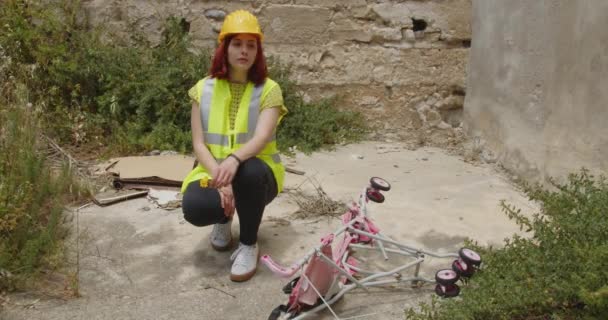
[261,177,482,319]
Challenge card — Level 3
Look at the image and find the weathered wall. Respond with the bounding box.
[465,1,608,181]
[81,0,471,146]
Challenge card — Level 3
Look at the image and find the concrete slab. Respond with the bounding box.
[4,142,536,320]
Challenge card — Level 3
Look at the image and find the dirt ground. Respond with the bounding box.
[3,141,536,320]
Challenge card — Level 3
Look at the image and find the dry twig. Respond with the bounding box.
[39,134,110,193]
[287,177,346,219]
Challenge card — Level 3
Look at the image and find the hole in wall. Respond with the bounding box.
[384,85,393,99]
[461,39,471,48]
[412,18,427,32]
[320,51,334,62]
[179,18,191,33]
[451,88,466,96]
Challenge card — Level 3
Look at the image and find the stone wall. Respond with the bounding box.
[465,1,608,182]
[82,0,471,145]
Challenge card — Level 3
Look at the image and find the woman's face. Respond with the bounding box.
[227,34,258,72]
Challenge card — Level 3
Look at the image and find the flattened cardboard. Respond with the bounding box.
[106,155,195,189]
[108,155,195,180]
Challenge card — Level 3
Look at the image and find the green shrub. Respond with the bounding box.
[0,101,87,290]
[0,0,105,143]
[406,170,608,319]
[277,96,367,154]
[0,1,211,152]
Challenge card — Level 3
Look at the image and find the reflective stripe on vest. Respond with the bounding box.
[200,78,215,133]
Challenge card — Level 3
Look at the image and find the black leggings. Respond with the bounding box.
[182,157,278,245]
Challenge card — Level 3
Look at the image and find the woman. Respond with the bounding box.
[181,10,287,282]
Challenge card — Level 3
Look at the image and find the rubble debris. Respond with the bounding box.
[147,189,182,210]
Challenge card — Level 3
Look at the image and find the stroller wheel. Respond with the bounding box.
[435,269,459,286]
[366,188,385,203]
[452,259,475,278]
[370,177,391,191]
[459,248,482,266]
[268,304,292,320]
[435,283,460,298]
[282,276,300,294]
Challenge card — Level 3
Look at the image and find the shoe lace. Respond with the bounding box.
[230,244,257,265]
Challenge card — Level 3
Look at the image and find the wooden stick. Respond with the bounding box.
[286,166,305,175]
[93,190,149,206]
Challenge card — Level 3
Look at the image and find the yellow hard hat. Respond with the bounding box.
[218,10,264,43]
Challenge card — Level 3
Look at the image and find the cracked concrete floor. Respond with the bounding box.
[3,142,536,320]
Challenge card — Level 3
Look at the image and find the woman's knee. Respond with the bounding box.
[233,158,267,188]
[182,182,222,227]
[182,194,205,226]
[183,211,207,227]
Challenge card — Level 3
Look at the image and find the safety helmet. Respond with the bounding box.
[218,10,264,43]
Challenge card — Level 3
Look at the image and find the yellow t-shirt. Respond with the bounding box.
[188,79,288,129]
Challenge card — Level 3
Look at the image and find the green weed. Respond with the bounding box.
[0,101,86,290]
[405,169,608,319]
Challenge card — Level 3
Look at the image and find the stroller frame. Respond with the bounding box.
[261,177,480,320]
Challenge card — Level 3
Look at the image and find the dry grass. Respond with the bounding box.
[41,134,118,199]
[286,177,346,219]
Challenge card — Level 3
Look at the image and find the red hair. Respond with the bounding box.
[209,35,268,86]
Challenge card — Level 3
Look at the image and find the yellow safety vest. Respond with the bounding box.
[181,77,285,193]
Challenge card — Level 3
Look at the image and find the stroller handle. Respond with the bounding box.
[260,254,305,278]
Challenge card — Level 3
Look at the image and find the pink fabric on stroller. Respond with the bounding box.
[288,235,337,312]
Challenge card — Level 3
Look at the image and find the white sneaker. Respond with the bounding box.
[230,243,259,282]
[209,220,232,251]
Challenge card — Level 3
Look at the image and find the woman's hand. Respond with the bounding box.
[218,185,235,218]
[211,156,239,188]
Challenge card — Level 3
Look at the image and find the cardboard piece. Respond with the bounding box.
[106,155,196,190]
[108,155,195,180]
